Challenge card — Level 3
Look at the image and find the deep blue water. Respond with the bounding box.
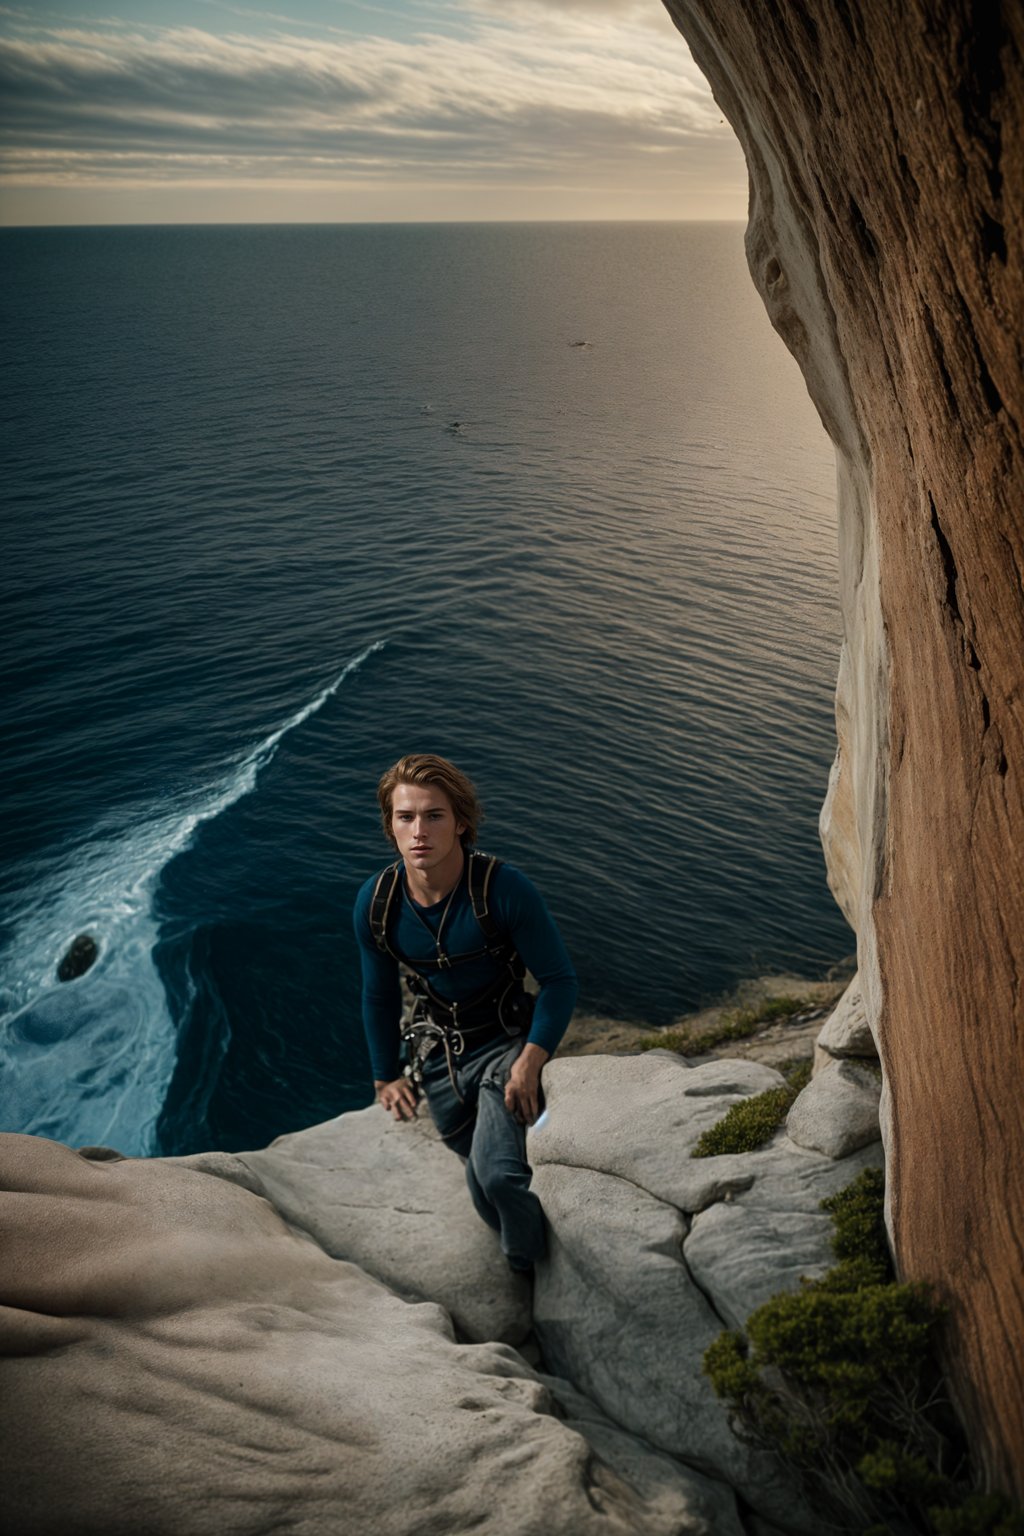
[0,222,851,1157]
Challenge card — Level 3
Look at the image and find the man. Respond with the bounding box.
[353,753,578,1274]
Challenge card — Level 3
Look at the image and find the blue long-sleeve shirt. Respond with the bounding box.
[353,857,578,1082]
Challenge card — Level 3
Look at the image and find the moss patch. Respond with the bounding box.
[691,1057,811,1158]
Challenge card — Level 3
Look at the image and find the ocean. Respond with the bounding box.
[0,221,851,1157]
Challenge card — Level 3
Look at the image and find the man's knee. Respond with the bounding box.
[470,1144,531,1205]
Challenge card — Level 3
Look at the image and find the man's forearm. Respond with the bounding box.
[514,1042,549,1076]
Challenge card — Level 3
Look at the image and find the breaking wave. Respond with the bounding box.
[0,642,386,1155]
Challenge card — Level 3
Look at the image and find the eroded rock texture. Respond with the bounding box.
[0,1132,738,1536]
[173,1105,533,1346]
[662,0,1024,1494]
[180,1058,881,1531]
[3,1054,887,1534]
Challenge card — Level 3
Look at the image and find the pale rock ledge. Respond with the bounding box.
[0,1050,882,1534]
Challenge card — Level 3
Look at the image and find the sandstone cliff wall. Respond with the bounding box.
[662,0,1024,1495]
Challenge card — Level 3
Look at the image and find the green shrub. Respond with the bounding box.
[744,1280,937,1416]
[701,1168,1023,1535]
[858,1442,948,1503]
[783,1057,813,1093]
[701,1330,759,1399]
[928,1494,1024,1535]
[823,1165,891,1276]
[755,995,813,1023]
[691,1057,811,1157]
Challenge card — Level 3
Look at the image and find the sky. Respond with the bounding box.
[0,0,748,225]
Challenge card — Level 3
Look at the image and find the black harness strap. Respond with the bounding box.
[467,851,526,980]
[368,859,404,960]
[367,851,530,1044]
[467,851,512,960]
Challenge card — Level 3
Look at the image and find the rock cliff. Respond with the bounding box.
[661,0,1024,1496]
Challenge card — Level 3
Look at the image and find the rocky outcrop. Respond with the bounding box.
[528,1054,881,1530]
[813,974,877,1066]
[175,1107,532,1346]
[56,933,98,982]
[0,1130,742,1536]
[2,1049,885,1534]
[663,0,1024,1495]
[187,1052,883,1531]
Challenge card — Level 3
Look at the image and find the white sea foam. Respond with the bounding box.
[0,641,386,1155]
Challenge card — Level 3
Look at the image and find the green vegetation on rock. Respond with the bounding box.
[702,1168,1024,1536]
[691,1058,811,1158]
[637,994,809,1056]
[823,1164,891,1275]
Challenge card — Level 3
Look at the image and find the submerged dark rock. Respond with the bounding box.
[57,934,98,982]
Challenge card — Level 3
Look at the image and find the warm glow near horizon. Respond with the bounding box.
[0,0,748,226]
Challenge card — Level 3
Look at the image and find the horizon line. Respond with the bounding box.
[0,216,748,233]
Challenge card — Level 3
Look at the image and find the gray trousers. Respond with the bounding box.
[419,1033,546,1270]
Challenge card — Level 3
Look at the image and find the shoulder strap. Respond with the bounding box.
[467,852,523,977]
[467,851,502,946]
[368,860,404,956]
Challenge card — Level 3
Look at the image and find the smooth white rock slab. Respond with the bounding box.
[530,1055,879,1214]
[529,1054,784,1211]
[2,1133,735,1536]
[701,1135,885,1212]
[179,1105,530,1346]
[684,1203,834,1331]
[531,1162,808,1530]
[532,1160,735,1466]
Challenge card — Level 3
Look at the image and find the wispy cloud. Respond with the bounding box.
[0,3,733,194]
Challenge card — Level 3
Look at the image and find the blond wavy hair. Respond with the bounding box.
[377,754,482,850]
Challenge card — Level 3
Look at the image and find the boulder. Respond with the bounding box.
[786,1059,882,1160]
[529,1052,785,1211]
[814,977,877,1063]
[529,1053,878,1212]
[0,1130,740,1536]
[532,1161,765,1487]
[174,1104,531,1346]
[56,933,98,982]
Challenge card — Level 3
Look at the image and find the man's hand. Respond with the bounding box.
[504,1043,549,1126]
[375,1077,418,1121]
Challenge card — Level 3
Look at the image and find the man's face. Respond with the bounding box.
[390,781,465,877]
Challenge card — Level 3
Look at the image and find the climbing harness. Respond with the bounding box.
[369,850,534,1104]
